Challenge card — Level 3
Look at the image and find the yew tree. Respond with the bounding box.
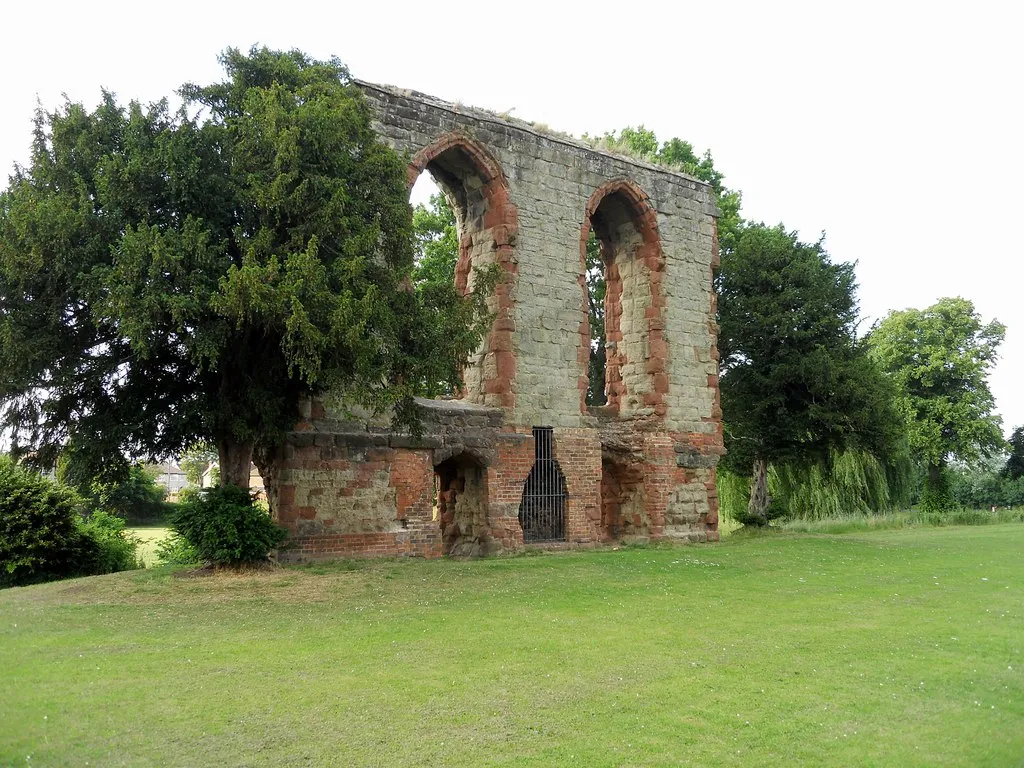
[718,224,903,524]
[0,47,491,488]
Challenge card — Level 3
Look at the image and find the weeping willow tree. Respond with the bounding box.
[716,466,752,523]
[717,446,915,524]
[770,448,915,520]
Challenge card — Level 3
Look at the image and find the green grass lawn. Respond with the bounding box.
[126,527,170,567]
[2,526,1022,767]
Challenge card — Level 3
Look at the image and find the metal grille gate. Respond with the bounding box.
[518,427,567,543]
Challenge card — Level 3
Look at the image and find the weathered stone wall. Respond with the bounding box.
[355,81,720,438]
[272,81,723,559]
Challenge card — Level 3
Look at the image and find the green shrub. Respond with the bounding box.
[172,485,286,566]
[0,457,145,587]
[154,533,202,566]
[77,510,143,573]
[0,457,92,587]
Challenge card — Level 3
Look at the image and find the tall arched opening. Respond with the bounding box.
[408,134,519,409]
[579,180,668,419]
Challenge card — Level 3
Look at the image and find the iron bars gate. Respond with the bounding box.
[518,427,568,543]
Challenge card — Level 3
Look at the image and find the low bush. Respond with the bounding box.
[0,457,91,587]
[78,510,143,573]
[171,485,286,566]
[0,458,141,587]
[154,533,202,566]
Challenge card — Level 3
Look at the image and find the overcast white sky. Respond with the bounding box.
[2,0,1021,434]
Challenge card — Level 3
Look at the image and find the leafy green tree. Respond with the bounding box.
[179,441,218,486]
[0,47,492,489]
[58,451,169,522]
[92,465,169,523]
[768,447,910,520]
[718,224,904,524]
[869,297,1006,511]
[949,457,1024,509]
[412,192,458,289]
[1003,426,1024,481]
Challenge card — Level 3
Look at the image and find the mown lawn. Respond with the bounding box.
[1,525,1022,767]
[126,527,170,567]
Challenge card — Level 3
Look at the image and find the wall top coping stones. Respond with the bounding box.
[413,396,497,414]
[353,79,715,193]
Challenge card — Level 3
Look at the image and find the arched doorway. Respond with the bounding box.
[435,451,490,556]
[518,426,568,543]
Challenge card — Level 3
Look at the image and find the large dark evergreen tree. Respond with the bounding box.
[718,224,903,524]
[0,47,492,487]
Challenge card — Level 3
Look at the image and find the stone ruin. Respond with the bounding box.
[269,80,724,560]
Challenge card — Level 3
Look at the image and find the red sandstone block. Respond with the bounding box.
[487,333,513,353]
[483,377,510,395]
[278,506,297,523]
[279,485,297,506]
[495,352,516,380]
[644,358,664,375]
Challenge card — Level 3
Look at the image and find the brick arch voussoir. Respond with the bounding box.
[407,132,506,190]
[582,178,662,248]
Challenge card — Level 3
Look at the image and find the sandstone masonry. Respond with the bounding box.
[271,81,724,560]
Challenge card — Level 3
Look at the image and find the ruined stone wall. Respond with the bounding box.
[272,81,723,559]
[355,81,720,438]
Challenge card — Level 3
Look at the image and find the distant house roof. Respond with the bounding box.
[151,462,185,475]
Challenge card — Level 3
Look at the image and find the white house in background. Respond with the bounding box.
[201,462,265,499]
[150,462,189,500]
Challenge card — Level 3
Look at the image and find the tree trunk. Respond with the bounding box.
[747,457,770,525]
[253,445,279,519]
[922,461,951,513]
[218,438,254,489]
